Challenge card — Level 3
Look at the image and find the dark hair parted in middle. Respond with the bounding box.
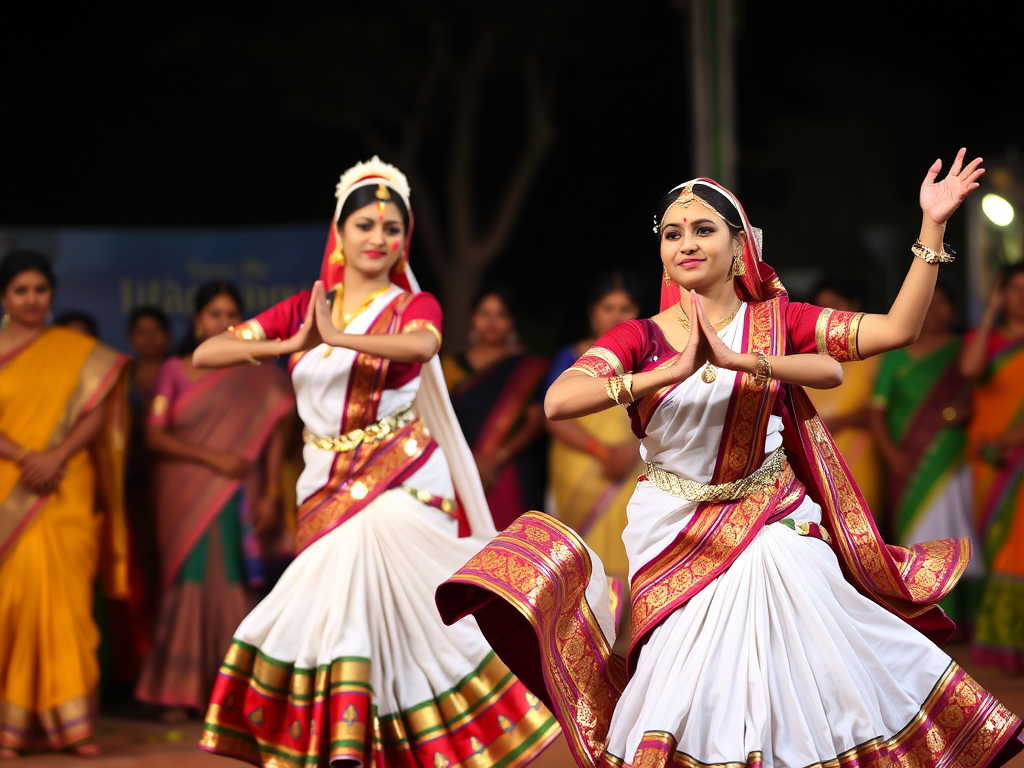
[655,184,743,238]
[338,185,411,234]
[0,249,57,294]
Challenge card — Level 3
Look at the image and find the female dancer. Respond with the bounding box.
[545,271,644,584]
[442,289,549,528]
[135,281,294,719]
[870,284,982,625]
[438,150,1024,768]
[192,158,559,767]
[0,250,128,758]
[961,263,1024,672]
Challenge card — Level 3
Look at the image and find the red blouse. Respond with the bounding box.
[231,290,443,390]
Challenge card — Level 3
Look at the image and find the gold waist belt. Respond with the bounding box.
[303,403,417,452]
[645,447,788,502]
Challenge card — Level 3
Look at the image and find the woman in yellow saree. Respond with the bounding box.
[545,272,645,585]
[961,263,1024,672]
[0,250,128,759]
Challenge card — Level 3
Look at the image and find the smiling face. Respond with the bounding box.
[660,203,745,292]
[1,269,52,329]
[338,200,406,278]
[195,293,242,341]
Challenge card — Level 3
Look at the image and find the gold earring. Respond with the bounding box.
[1,312,9,329]
[731,249,746,276]
[394,253,407,274]
[330,247,345,267]
[194,323,203,340]
[663,267,673,286]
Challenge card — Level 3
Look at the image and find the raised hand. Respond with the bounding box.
[312,280,343,346]
[279,283,323,355]
[668,295,709,383]
[920,148,984,226]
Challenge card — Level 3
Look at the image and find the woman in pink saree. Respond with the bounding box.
[135,281,295,717]
[438,150,1023,768]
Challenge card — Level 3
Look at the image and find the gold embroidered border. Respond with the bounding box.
[448,513,627,768]
[230,319,267,341]
[598,664,1021,768]
[629,466,797,646]
[716,299,781,483]
[792,389,969,615]
[587,346,626,375]
[402,319,442,349]
[818,309,864,363]
[0,691,98,751]
[815,308,833,356]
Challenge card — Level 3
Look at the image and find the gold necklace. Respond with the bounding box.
[322,285,392,358]
[677,299,742,384]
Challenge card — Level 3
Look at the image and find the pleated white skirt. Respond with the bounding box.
[606,501,952,767]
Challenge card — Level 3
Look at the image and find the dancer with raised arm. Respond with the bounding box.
[193,158,559,768]
[438,150,1024,768]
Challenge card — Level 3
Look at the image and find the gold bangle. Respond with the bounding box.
[604,375,623,404]
[620,372,635,405]
[752,351,772,387]
[14,445,31,463]
[245,354,262,366]
[911,239,955,264]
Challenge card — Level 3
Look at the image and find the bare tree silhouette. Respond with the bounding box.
[159,2,571,344]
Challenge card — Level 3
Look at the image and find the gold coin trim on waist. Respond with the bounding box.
[303,402,418,452]
[645,447,788,502]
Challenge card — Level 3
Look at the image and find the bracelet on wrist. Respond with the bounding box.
[911,239,954,264]
[604,373,635,407]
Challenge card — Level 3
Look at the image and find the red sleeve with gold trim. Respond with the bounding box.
[400,292,443,349]
[786,301,865,362]
[230,291,311,342]
[569,319,649,377]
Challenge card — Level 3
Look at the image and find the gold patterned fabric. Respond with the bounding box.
[815,308,865,362]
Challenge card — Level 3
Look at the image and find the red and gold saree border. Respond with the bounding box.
[627,465,802,671]
[788,388,970,622]
[200,641,558,768]
[0,690,98,753]
[598,663,1022,768]
[437,512,627,768]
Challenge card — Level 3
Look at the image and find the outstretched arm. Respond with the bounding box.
[856,149,984,359]
[194,297,320,369]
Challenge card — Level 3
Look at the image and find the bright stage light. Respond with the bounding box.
[982,194,1015,226]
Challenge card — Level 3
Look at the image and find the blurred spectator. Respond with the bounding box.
[0,250,127,758]
[544,271,644,584]
[805,276,883,516]
[442,287,548,529]
[127,306,172,406]
[960,263,1024,672]
[869,282,981,628]
[105,307,172,694]
[55,309,99,338]
[135,281,294,720]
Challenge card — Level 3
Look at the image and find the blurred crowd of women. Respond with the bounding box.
[1,247,1022,757]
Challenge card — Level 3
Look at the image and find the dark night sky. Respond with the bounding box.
[2,0,1022,346]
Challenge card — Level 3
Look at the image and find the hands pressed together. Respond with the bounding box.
[667,291,740,384]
